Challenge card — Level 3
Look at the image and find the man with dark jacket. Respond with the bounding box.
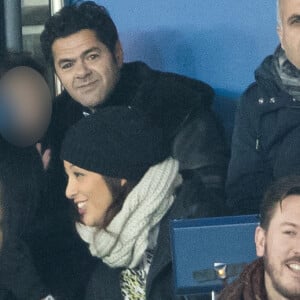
[219,175,300,300]
[40,1,229,218]
[226,0,300,215]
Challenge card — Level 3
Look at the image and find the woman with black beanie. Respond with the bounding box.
[60,106,212,300]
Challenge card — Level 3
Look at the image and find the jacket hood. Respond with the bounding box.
[254,52,282,97]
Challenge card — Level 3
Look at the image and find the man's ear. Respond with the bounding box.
[255,226,266,257]
[277,26,284,50]
[114,40,124,68]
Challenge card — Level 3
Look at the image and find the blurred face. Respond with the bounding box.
[255,195,300,299]
[0,67,52,147]
[52,29,123,110]
[64,161,114,227]
[278,0,300,69]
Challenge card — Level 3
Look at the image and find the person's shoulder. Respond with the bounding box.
[126,61,214,102]
[241,82,261,103]
[52,90,83,119]
[53,90,77,110]
[156,66,214,99]
[239,50,278,107]
[237,81,266,115]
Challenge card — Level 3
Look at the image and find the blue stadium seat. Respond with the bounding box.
[170,214,259,297]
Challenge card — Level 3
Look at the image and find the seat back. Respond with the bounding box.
[170,214,259,295]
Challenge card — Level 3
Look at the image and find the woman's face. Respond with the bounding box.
[64,161,116,227]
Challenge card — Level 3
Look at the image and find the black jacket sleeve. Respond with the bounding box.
[172,108,230,217]
[225,87,271,214]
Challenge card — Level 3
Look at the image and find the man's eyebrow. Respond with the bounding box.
[57,57,75,65]
[280,222,298,228]
[81,47,102,58]
[57,47,101,65]
[287,14,300,24]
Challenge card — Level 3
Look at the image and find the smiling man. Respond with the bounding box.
[51,28,122,111]
[40,1,229,220]
[219,175,300,300]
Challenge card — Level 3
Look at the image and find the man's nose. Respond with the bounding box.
[292,236,300,255]
[75,60,91,78]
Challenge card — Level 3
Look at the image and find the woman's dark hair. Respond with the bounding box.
[40,1,119,65]
[260,175,300,230]
[101,176,138,228]
[71,173,138,229]
[0,140,45,245]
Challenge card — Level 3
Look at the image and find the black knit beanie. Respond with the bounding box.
[60,106,169,180]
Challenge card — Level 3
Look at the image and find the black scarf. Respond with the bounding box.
[273,45,300,101]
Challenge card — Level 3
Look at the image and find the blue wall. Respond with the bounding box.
[70,1,278,137]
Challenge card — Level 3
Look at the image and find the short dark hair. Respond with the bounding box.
[260,175,300,230]
[40,1,119,65]
[0,51,45,79]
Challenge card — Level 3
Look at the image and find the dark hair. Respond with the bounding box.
[70,174,138,228]
[259,175,300,230]
[101,176,138,228]
[40,1,119,65]
[0,141,45,245]
[0,51,46,79]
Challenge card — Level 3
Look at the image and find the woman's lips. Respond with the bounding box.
[76,201,87,215]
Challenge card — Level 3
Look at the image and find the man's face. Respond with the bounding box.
[52,29,123,109]
[255,195,300,299]
[278,0,300,69]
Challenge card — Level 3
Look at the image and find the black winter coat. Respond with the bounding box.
[226,53,300,214]
[0,289,15,300]
[47,61,229,217]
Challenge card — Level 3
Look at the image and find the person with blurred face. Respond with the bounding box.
[0,51,52,148]
[226,0,300,216]
[0,51,96,300]
[219,175,300,300]
[41,1,229,219]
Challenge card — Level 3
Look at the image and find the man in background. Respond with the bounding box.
[41,1,229,217]
[226,0,300,215]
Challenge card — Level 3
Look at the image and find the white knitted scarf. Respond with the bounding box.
[76,157,181,268]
